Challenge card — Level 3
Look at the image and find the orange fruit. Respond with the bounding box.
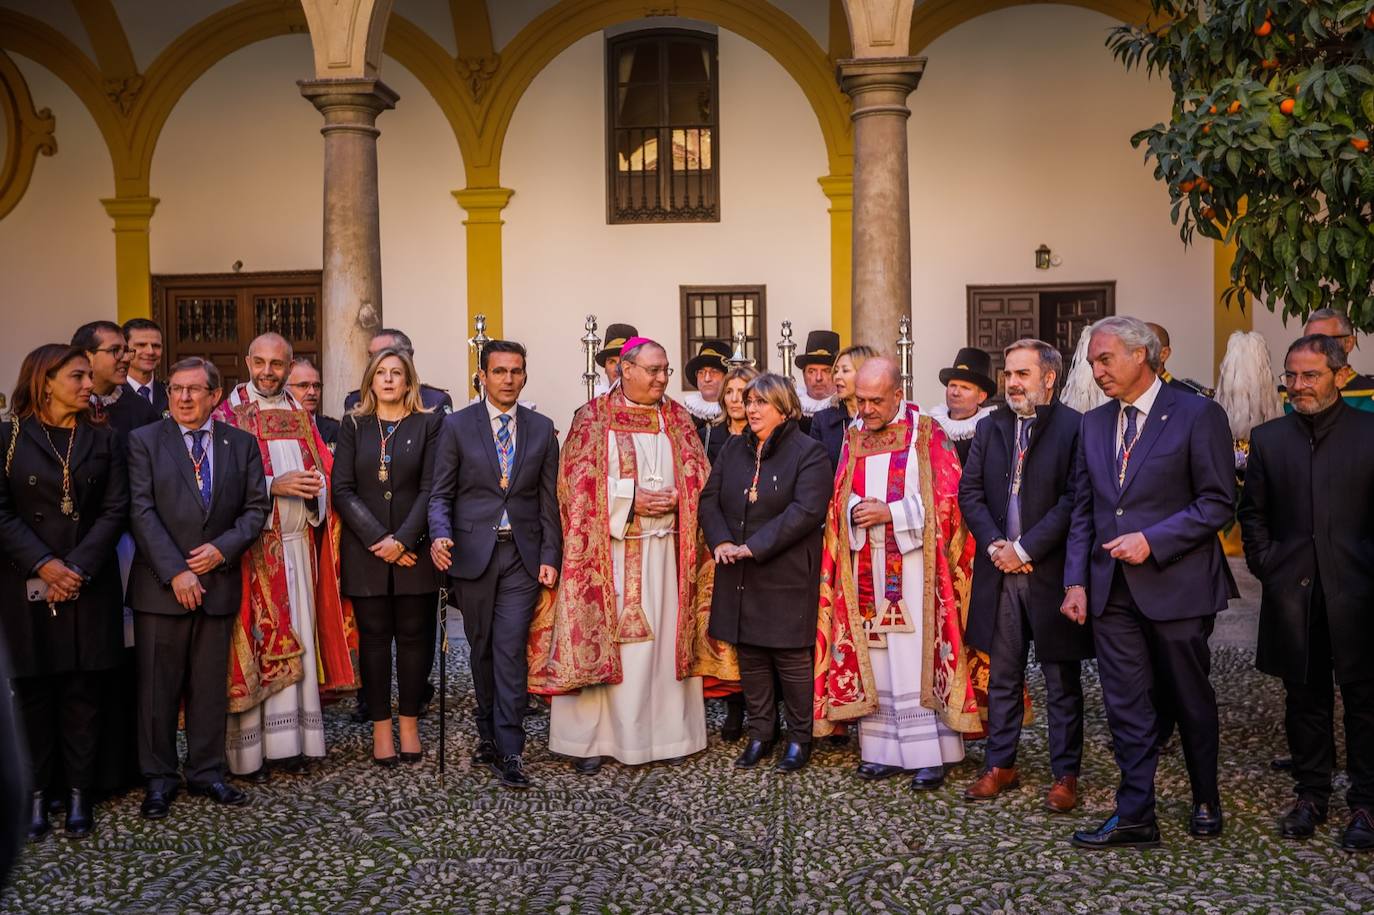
[1201,206,1216,220]
[1209,105,1218,114]
[1353,138,1371,152]
[1367,10,1374,29]
[1261,58,1279,70]
[1202,123,1212,134]
[1279,97,1296,115]
[1255,20,1273,37]
[1180,179,1197,192]
[1228,100,1243,114]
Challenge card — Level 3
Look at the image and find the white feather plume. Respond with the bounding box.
[1061,325,1107,413]
[1214,330,1283,441]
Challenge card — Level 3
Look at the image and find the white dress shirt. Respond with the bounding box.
[176,416,216,479]
[1116,375,1163,453]
[486,398,517,451]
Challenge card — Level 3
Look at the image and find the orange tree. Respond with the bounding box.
[1110,1,1374,329]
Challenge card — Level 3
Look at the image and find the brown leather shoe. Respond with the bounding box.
[1045,775,1079,813]
[963,766,1019,800]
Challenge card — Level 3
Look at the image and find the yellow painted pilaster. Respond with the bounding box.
[1212,238,1251,382]
[818,174,853,345]
[100,195,159,322]
[452,186,514,376]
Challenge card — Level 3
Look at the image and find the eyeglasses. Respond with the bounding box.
[1281,370,1332,387]
[93,346,128,357]
[169,384,213,397]
[744,398,769,408]
[623,361,673,378]
[288,381,323,391]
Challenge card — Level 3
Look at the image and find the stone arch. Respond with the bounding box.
[909,0,1152,53]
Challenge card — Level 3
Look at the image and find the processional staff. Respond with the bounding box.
[727,329,755,369]
[896,314,914,402]
[581,314,601,403]
[468,314,491,401]
[776,321,796,382]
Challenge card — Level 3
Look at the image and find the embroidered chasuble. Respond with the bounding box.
[529,391,735,764]
[814,405,990,757]
[213,385,357,774]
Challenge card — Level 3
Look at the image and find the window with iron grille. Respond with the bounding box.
[680,286,766,386]
[607,29,719,224]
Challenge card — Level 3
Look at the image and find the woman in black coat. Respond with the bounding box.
[0,344,129,840]
[809,344,878,474]
[700,373,833,772]
[699,366,756,465]
[333,348,441,766]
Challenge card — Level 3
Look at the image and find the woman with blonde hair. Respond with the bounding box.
[333,347,442,765]
[699,365,759,465]
[809,344,880,473]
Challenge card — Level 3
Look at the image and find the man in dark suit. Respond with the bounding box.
[286,357,340,449]
[122,317,170,415]
[429,340,560,789]
[1061,316,1237,849]
[343,328,453,416]
[72,321,160,438]
[959,339,1091,813]
[127,357,270,818]
[1239,333,1374,851]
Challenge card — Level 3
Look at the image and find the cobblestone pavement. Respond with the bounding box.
[3,576,1371,913]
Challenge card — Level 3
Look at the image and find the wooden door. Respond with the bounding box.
[967,282,1116,392]
[153,271,323,391]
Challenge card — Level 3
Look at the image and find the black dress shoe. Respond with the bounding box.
[910,766,946,791]
[372,753,399,768]
[352,696,371,724]
[275,755,308,775]
[774,742,811,772]
[498,755,531,789]
[1270,755,1294,771]
[27,790,50,841]
[237,766,269,784]
[721,696,745,743]
[661,755,689,767]
[1189,801,1224,837]
[1341,809,1374,852]
[572,755,603,774]
[856,762,907,781]
[399,750,423,765]
[734,739,776,769]
[1278,798,1327,839]
[64,789,93,838]
[140,788,173,820]
[189,782,249,806]
[472,740,498,766]
[1071,814,1161,850]
[522,693,546,718]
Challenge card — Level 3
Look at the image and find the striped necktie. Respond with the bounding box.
[496,414,512,529]
[189,430,211,508]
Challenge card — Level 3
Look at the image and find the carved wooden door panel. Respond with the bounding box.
[967,283,1116,393]
[153,271,323,393]
[967,290,1039,395]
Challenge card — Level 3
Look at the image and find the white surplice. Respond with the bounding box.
[548,410,706,764]
[847,420,964,770]
[226,385,328,774]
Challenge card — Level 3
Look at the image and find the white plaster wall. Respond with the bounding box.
[502,30,831,429]
[0,55,115,388]
[394,0,457,57]
[151,37,466,411]
[0,1,97,63]
[769,0,829,50]
[489,0,559,50]
[908,4,1215,406]
[113,0,241,71]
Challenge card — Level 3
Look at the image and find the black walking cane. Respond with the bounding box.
[438,586,448,775]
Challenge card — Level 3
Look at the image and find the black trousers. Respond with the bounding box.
[352,591,437,721]
[135,611,234,792]
[984,576,1084,777]
[736,643,814,746]
[14,671,101,792]
[1093,567,1219,823]
[1284,586,1374,812]
[453,541,539,758]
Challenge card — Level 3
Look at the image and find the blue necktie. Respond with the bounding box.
[1116,405,1139,486]
[138,384,152,403]
[1007,416,1033,541]
[496,414,513,529]
[189,430,211,508]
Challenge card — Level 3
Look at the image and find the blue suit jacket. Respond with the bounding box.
[1064,383,1238,620]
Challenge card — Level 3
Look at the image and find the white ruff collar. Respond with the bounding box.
[683,391,722,421]
[927,403,996,440]
[795,386,831,417]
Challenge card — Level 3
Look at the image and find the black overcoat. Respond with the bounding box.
[332,411,441,597]
[808,403,850,476]
[0,418,128,677]
[1238,401,1374,684]
[958,400,1093,661]
[700,421,832,649]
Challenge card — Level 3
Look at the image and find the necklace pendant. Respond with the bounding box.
[500,472,510,491]
[60,495,74,516]
[748,486,758,504]
[378,466,389,483]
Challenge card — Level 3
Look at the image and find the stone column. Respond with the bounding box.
[100,196,160,323]
[299,77,398,413]
[836,57,924,350]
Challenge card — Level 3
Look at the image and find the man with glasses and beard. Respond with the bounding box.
[71,322,160,439]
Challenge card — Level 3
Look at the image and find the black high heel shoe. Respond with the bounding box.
[372,753,399,768]
[399,750,423,765]
[27,790,50,841]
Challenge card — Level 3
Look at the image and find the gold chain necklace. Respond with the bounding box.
[376,412,408,482]
[747,439,763,503]
[41,421,78,516]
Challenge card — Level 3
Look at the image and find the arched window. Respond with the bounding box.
[606,29,719,223]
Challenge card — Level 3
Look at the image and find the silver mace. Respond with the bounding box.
[468,314,491,401]
[727,329,754,368]
[896,314,914,402]
[776,320,796,382]
[581,314,601,403]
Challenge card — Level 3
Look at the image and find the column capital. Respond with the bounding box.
[836,57,925,121]
[452,187,515,224]
[299,78,398,134]
[100,195,160,229]
[817,174,853,210]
